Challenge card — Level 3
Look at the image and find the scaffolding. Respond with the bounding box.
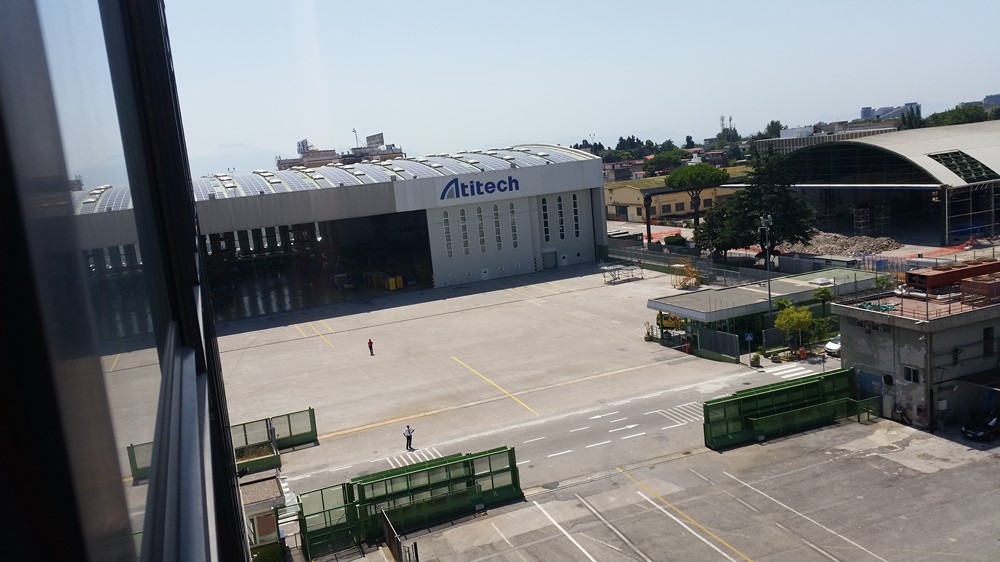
[872,199,891,234]
[853,207,871,236]
[816,189,837,230]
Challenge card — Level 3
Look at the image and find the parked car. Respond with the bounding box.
[824,334,841,356]
[961,410,1000,441]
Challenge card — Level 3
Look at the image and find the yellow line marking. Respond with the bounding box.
[109,354,121,372]
[320,319,335,334]
[451,356,539,416]
[307,322,335,349]
[616,467,753,562]
[508,286,541,299]
[293,324,308,338]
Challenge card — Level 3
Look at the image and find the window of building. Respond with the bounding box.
[903,366,920,383]
[675,202,685,212]
[477,206,486,253]
[557,195,565,240]
[660,204,671,214]
[510,203,518,249]
[493,204,502,251]
[542,197,550,242]
[703,198,712,208]
[636,206,643,216]
[985,327,995,357]
[443,211,452,257]
[572,194,580,238]
[460,209,469,255]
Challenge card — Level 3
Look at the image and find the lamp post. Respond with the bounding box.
[760,214,773,322]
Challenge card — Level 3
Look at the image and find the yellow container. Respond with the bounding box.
[396,275,403,289]
[387,276,396,291]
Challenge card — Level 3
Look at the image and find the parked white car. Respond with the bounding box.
[824,334,841,356]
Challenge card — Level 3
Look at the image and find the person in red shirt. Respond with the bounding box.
[368,339,374,356]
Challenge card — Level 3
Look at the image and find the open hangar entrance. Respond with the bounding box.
[200,210,432,322]
[779,128,1000,246]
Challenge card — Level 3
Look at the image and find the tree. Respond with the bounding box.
[925,104,989,127]
[645,152,683,175]
[900,106,923,129]
[684,135,695,149]
[693,147,816,258]
[775,305,813,350]
[813,286,834,316]
[765,120,784,138]
[665,164,730,227]
[660,139,677,152]
[694,199,755,260]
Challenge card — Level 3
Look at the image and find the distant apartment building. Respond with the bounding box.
[984,94,1000,109]
[859,102,920,121]
[780,126,813,139]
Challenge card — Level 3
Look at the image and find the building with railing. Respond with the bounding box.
[834,258,1000,431]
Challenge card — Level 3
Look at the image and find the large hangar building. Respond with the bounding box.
[74,144,607,306]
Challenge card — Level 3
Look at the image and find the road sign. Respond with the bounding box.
[745,332,754,342]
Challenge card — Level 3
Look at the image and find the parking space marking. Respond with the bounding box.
[533,501,597,562]
[638,492,739,562]
[724,471,888,562]
[576,493,653,562]
[452,355,539,416]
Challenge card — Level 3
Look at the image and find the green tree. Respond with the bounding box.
[925,104,989,127]
[775,305,813,349]
[765,120,784,137]
[694,199,755,261]
[693,148,816,258]
[813,286,834,316]
[645,152,683,175]
[665,164,730,227]
[684,135,695,149]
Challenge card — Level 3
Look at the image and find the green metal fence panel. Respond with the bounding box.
[299,447,522,550]
[231,418,272,448]
[126,442,153,481]
[703,368,857,450]
[272,408,317,450]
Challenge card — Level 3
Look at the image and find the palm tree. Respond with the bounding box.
[814,286,834,316]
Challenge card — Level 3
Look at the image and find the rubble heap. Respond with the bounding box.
[778,231,903,256]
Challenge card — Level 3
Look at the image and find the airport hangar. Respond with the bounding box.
[72,144,608,295]
[754,120,1000,245]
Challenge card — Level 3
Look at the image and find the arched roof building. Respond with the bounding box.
[779,121,1000,244]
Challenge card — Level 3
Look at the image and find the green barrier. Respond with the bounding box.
[703,368,858,450]
[299,446,522,555]
[272,407,317,450]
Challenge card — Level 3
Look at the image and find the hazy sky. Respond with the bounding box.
[38,0,1000,185]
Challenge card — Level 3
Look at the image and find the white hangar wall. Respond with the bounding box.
[413,162,603,287]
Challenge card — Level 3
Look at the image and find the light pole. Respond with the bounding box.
[643,193,653,251]
[760,214,773,322]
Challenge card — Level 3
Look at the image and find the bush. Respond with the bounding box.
[662,234,687,246]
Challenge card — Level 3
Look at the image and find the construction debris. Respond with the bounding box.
[778,231,903,256]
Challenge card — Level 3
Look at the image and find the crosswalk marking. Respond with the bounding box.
[763,364,814,380]
[644,402,704,429]
[385,446,443,469]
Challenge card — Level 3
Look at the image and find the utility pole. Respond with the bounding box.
[760,214,774,322]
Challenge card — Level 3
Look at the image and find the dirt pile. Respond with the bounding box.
[778,231,903,256]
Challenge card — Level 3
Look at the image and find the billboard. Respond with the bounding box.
[366,133,384,149]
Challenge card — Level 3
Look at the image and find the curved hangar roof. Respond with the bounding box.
[72,143,595,215]
[784,120,1000,188]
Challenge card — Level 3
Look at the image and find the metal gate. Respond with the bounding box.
[697,327,740,361]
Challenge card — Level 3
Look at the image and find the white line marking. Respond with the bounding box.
[570,426,590,432]
[576,494,654,562]
[548,450,573,458]
[609,399,633,406]
[734,496,759,513]
[580,532,624,553]
[589,411,619,419]
[621,433,645,440]
[638,492,737,562]
[516,460,531,466]
[775,522,791,533]
[523,436,546,444]
[586,441,611,448]
[492,522,513,547]
[534,501,597,562]
[609,417,628,423]
[611,319,621,324]
[724,471,888,561]
[431,446,442,457]
[638,392,663,400]
[609,424,639,433]
[661,422,684,430]
[802,538,840,561]
[689,469,712,484]
[386,457,397,468]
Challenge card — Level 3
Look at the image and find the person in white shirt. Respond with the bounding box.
[403,425,415,451]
